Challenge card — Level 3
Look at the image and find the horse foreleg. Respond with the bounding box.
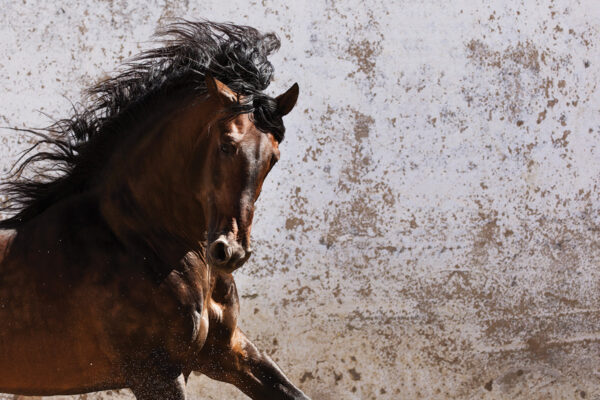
[197,327,310,400]
[130,373,187,400]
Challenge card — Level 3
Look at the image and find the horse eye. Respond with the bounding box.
[220,142,235,155]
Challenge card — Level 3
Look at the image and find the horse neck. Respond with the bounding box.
[98,94,215,264]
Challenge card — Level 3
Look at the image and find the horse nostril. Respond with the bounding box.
[214,242,226,261]
[209,239,231,264]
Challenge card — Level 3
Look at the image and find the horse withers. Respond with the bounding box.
[0,21,309,400]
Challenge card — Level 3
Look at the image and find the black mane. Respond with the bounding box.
[0,20,285,229]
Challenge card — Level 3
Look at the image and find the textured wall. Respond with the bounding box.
[1,1,600,399]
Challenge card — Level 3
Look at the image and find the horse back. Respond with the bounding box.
[0,229,13,266]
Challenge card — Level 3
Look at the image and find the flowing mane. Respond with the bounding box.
[0,20,286,230]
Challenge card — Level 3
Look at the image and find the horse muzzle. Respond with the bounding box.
[207,235,252,272]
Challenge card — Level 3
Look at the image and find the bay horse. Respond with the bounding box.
[0,21,308,399]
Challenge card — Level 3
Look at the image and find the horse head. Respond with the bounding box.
[191,76,298,272]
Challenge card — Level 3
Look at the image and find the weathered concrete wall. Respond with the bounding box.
[1,1,600,399]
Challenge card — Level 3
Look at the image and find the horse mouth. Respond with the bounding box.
[208,254,249,273]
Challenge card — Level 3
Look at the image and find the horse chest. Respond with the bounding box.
[121,268,212,359]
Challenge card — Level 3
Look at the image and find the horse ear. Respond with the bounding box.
[276,83,299,116]
[205,75,237,105]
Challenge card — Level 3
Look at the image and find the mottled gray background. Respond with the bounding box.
[1,1,600,399]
